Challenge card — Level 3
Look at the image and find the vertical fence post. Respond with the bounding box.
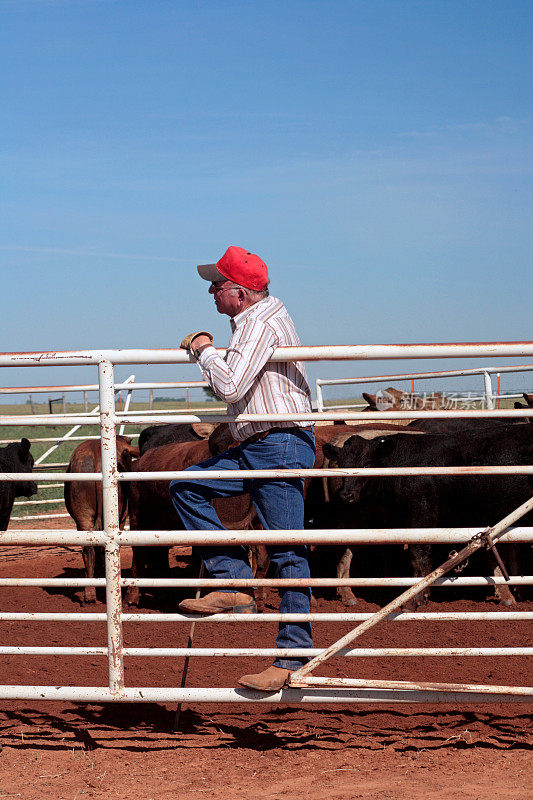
[496,373,501,410]
[118,375,135,436]
[315,380,324,413]
[98,359,125,695]
[84,391,88,413]
[149,388,153,410]
[483,370,495,409]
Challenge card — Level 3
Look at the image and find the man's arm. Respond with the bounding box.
[195,318,277,403]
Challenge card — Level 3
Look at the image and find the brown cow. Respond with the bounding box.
[125,427,256,606]
[64,436,139,603]
[362,386,447,419]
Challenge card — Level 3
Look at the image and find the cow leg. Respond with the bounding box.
[249,544,270,611]
[82,546,97,604]
[493,564,516,606]
[492,545,517,606]
[403,544,433,611]
[125,545,144,606]
[337,547,358,606]
[126,545,170,606]
[403,492,435,611]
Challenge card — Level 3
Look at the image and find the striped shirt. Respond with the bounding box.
[196,295,313,441]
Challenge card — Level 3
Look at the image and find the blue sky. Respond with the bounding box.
[1,0,532,399]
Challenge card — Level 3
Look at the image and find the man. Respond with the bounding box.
[170,245,316,691]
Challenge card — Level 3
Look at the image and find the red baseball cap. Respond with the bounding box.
[197,246,269,291]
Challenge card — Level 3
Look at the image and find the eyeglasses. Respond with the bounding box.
[210,283,239,295]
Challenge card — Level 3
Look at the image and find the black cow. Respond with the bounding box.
[324,424,533,607]
[407,418,521,434]
[138,423,215,455]
[514,392,533,422]
[0,438,38,530]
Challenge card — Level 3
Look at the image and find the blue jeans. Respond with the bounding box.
[169,428,316,669]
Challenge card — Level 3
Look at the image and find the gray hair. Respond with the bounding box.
[227,282,270,301]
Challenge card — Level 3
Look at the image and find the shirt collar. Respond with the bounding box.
[230,295,272,331]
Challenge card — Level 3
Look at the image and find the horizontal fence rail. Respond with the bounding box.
[2,341,533,367]
[1,343,533,705]
[2,611,532,622]
[1,686,529,704]
[315,362,533,412]
[1,575,532,588]
[1,528,533,545]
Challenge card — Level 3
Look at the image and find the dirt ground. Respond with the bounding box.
[1,516,532,799]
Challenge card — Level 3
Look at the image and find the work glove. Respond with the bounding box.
[180,331,214,351]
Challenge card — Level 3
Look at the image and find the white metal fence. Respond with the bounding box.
[1,344,533,704]
[315,363,533,412]
[3,376,224,521]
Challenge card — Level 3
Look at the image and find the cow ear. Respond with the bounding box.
[362,392,376,408]
[19,438,31,457]
[192,423,215,438]
[323,443,341,461]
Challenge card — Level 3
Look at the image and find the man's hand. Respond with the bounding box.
[180,331,214,354]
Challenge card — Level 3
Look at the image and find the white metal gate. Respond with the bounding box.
[1,343,533,704]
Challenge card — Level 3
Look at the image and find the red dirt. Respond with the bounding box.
[1,516,532,799]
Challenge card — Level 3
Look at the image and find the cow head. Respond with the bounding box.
[323,434,386,505]
[514,393,533,423]
[116,436,140,459]
[191,423,216,439]
[208,423,234,455]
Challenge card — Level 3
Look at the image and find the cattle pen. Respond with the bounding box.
[1,343,533,708]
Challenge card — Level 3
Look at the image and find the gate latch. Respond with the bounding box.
[474,527,511,582]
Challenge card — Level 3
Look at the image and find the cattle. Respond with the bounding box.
[362,386,448,415]
[407,417,519,434]
[64,436,139,603]
[307,424,426,605]
[126,426,252,606]
[138,422,215,455]
[0,439,37,530]
[127,423,427,608]
[324,424,533,608]
[251,423,427,604]
[126,423,360,608]
[514,392,533,421]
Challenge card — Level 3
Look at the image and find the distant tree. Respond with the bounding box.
[203,387,220,402]
[154,396,180,402]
